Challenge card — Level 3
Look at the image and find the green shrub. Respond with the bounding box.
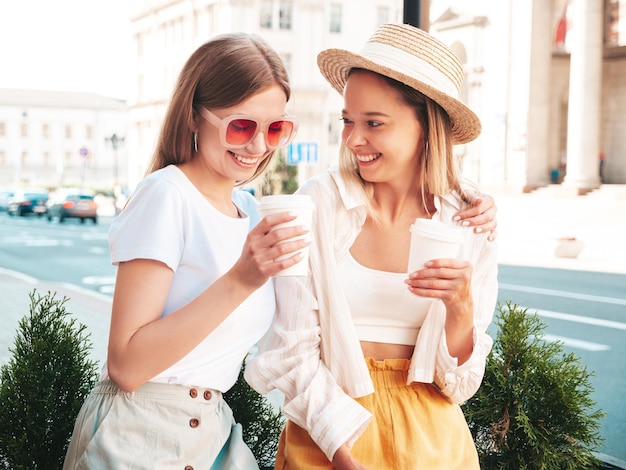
[225,358,285,469]
[0,290,99,470]
[463,302,605,469]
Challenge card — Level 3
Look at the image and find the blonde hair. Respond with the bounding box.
[146,33,291,185]
[339,70,470,214]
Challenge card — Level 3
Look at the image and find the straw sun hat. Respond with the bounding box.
[317,23,481,144]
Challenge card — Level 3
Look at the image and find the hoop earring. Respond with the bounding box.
[193,132,198,152]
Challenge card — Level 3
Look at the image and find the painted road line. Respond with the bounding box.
[543,334,610,352]
[499,283,626,306]
[528,308,626,331]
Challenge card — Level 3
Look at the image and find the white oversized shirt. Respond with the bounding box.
[107,165,275,392]
[245,166,498,461]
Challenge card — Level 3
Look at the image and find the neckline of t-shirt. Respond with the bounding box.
[169,165,249,221]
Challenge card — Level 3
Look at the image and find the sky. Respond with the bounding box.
[0,0,132,100]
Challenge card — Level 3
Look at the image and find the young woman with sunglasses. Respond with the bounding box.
[62,33,305,469]
[245,24,499,469]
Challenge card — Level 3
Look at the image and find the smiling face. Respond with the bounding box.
[341,70,425,186]
[194,84,289,184]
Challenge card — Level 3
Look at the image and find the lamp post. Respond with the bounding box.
[105,133,125,190]
[403,0,429,31]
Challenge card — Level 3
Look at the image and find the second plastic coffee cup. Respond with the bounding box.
[257,194,315,276]
[407,218,464,274]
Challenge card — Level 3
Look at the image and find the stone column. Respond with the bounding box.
[525,0,553,190]
[562,0,603,194]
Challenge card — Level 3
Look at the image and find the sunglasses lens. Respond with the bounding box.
[266,120,295,147]
[225,119,258,146]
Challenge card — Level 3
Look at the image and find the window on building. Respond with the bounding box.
[21,151,27,166]
[377,6,389,26]
[279,1,292,30]
[330,4,342,33]
[0,122,5,136]
[0,151,5,165]
[260,0,273,28]
[21,122,28,138]
[553,0,570,52]
[65,151,72,165]
[43,152,50,167]
[137,32,144,56]
[42,123,50,138]
[328,116,341,145]
[86,125,93,139]
[607,0,626,46]
[65,125,72,139]
[281,53,292,79]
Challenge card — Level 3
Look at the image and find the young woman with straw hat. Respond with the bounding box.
[246,23,498,469]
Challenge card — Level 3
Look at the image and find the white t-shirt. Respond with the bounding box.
[107,165,275,391]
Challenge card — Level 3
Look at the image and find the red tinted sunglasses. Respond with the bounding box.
[199,107,299,150]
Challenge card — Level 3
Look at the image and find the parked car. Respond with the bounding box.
[0,188,14,212]
[46,191,98,224]
[7,188,49,217]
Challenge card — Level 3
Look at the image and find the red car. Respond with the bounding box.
[46,191,98,224]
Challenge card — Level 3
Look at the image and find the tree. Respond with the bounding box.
[0,290,99,469]
[260,149,298,196]
[463,302,605,469]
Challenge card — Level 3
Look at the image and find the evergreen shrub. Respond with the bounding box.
[0,290,99,469]
[463,301,605,469]
[225,358,285,469]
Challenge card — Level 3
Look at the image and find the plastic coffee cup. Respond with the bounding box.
[257,194,315,276]
[407,218,464,273]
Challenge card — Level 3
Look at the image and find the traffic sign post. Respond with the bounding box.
[287,142,318,165]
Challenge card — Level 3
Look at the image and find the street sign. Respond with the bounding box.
[79,147,89,158]
[287,142,318,165]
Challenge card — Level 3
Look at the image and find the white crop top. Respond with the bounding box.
[337,251,435,345]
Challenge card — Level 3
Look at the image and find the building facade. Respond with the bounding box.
[0,89,127,190]
[1,0,624,194]
[429,0,626,193]
[124,0,405,191]
[125,0,626,193]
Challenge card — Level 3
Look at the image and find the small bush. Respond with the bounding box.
[463,302,605,469]
[225,358,285,469]
[0,290,99,470]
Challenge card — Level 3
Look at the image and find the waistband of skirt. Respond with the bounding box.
[94,379,223,403]
[364,357,412,388]
[364,357,410,371]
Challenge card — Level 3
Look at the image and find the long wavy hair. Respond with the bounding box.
[146,33,292,185]
[339,69,472,214]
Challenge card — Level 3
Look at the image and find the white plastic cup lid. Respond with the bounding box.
[258,194,315,210]
[409,218,463,243]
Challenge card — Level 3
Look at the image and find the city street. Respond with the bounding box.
[1,184,625,465]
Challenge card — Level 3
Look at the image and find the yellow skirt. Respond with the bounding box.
[275,358,479,469]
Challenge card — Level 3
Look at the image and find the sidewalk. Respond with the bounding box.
[493,184,626,275]
[0,269,111,367]
[2,184,625,368]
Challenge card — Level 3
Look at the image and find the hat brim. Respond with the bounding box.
[317,49,481,144]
